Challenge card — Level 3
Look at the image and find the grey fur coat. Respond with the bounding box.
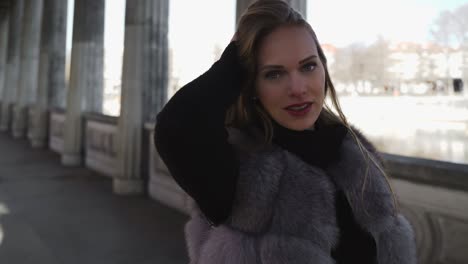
[184,129,417,264]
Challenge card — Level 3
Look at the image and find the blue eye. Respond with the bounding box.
[301,62,317,72]
[264,70,282,80]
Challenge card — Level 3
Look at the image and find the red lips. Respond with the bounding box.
[284,102,312,117]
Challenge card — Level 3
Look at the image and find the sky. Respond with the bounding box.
[308,0,468,47]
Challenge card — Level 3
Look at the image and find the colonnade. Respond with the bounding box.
[0,0,307,194]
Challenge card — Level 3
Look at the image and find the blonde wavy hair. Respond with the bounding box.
[226,0,397,212]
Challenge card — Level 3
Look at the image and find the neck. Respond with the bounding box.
[271,118,347,169]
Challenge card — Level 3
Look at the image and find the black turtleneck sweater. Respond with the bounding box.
[155,42,376,263]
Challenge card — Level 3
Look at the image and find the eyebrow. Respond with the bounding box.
[259,55,318,71]
[299,55,318,64]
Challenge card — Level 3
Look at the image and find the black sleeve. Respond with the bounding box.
[154,42,245,226]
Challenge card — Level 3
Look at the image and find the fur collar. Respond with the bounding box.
[326,132,396,235]
[212,126,417,264]
[227,126,396,236]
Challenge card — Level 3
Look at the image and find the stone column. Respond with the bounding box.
[0,11,9,110]
[288,0,307,18]
[29,0,67,148]
[62,0,104,166]
[0,0,23,132]
[236,0,307,24]
[11,0,43,138]
[113,0,169,194]
[236,0,255,24]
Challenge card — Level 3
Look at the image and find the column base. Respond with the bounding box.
[0,105,12,132]
[11,106,28,139]
[31,138,47,148]
[61,153,82,166]
[12,130,26,139]
[28,109,48,149]
[113,178,144,195]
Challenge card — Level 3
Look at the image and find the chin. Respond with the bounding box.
[285,124,313,131]
[279,119,317,131]
[279,112,320,131]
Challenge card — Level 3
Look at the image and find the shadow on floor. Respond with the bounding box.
[0,132,189,264]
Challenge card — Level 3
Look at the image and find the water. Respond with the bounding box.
[339,95,468,165]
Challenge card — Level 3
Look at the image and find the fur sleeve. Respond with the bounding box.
[327,128,417,263]
[185,207,212,264]
[350,128,417,263]
[376,214,417,264]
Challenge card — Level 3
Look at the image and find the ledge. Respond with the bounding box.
[50,107,66,114]
[383,153,468,192]
[83,112,118,125]
[144,122,155,131]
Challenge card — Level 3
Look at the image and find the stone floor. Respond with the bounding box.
[0,132,189,264]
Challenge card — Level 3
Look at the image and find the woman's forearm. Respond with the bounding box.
[154,42,245,225]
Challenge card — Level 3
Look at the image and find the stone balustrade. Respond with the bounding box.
[48,108,65,153]
[385,153,468,264]
[145,122,192,214]
[84,113,118,177]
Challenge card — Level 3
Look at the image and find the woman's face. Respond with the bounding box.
[255,25,325,131]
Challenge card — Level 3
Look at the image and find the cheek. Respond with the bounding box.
[310,71,326,99]
[315,79,326,98]
[256,83,284,112]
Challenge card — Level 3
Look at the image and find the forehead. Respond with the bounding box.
[257,26,318,66]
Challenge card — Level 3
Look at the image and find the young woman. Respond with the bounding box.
[155,1,416,263]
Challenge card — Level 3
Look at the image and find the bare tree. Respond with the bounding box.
[452,4,468,83]
[329,46,353,88]
[331,38,396,95]
[366,36,396,92]
[451,4,468,45]
[431,11,454,46]
[431,10,453,91]
[431,4,468,91]
[348,43,367,92]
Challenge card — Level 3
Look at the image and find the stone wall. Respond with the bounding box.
[386,153,468,264]
[145,123,191,214]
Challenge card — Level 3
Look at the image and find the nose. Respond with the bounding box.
[287,72,307,97]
